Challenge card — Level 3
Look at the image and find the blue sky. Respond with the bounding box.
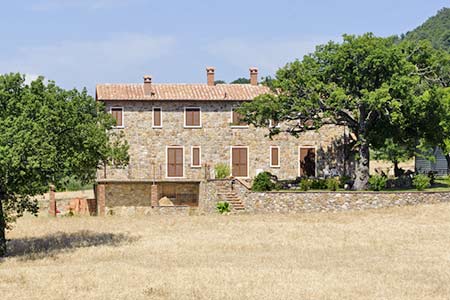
[0,0,448,94]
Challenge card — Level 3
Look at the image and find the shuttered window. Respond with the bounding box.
[153,107,162,127]
[270,146,280,167]
[185,107,201,127]
[111,107,123,127]
[191,146,201,167]
[231,109,248,127]
[231,147,248,177]
[167,147,184,177]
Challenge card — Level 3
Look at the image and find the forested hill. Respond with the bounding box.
[403,7,450,52]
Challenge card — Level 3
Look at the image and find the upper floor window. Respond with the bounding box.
[153,107,162,128]
[269,119,280,128]
[231,108,248,127]
[111,107,124,128]
[270,146,280,168]
[184,107,201,128]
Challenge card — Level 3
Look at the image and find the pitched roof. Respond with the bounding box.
[96,83,270,101]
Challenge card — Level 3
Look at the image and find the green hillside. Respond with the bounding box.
[404,7,450,51]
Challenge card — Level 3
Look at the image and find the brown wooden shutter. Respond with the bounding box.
[153,108,161,127]
[111,108,123,127]
[271,147,279,166]
[193,109,200,126]
[192,147,200,166]
[232,148,248,177]
[168,147,183,177]
[232,110,246,126]
[175,148,183,176]
[186,108,200,126]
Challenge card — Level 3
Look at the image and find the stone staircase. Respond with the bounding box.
[215,181,246,212]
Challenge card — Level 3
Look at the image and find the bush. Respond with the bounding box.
[299,178,312,191]
[413,174,431,191]
[368,175,387,191]
[252,172,275,192]
[311,178,327,190]
[339,175,352,188]
[216,201,230,214]
[214,163,230,179]
[326,177,340,191]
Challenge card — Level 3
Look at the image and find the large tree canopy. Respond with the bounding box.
[238,33,449,190]
[0,73,129,256]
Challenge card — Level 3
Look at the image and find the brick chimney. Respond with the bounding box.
[249,67,258,86]
[206,67,215,86]
[143,75,152,96]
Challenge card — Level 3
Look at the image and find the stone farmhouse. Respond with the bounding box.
[95,67,348,214]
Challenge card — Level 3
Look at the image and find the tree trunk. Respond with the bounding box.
[0,196,6,257]
[393,161,400,177]
[445,154,450,175]
[353,141,370,190]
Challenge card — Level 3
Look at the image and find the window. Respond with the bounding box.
[269,119,280,128]
[167,147,184,178]
[153,107,162,128]
[110,107,124,128]
[191,146,201,167]
[184,107,201,127]
[299,147,316,177]
[231,108,248,127]
[270,146,280,167]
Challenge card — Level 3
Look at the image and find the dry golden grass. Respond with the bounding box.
[1,204,450,300]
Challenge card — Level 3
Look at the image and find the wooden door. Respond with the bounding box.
[232,147,248,177]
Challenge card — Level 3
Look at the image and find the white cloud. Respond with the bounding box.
[207,36,339,75]
[0,33,176,92]
[31,0,140,11]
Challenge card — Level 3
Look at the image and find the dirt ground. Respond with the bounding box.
[1,202,450,300]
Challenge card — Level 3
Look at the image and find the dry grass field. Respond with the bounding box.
[1,204,450,300]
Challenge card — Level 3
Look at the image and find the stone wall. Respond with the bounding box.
[105,206,198,216]
[204,180,450,214]
[100,100,349,182]
[105,183,153,207]
[243,191,450,213]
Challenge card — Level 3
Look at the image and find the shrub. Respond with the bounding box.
[299,178,312,191]
[252,172,275,192]
[326,177,340,191]
[339,175,352,188]
[368,175,387,191]
[216,201,230,214]
[311,178,327,190]
[214,163,230,179]
[427,171,437,185]
[413,174,431,191]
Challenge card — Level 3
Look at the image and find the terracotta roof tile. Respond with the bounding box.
[96,83,270,101]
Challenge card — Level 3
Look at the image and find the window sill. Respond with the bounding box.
[152,126,163,129]
[270,165,281,168]
[112,126,125,129]
[184,126,202,129]
[191,165,201,168]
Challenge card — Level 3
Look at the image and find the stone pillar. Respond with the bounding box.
[151,184,158,207]
[48,185,57,217]
[97,184,106,216]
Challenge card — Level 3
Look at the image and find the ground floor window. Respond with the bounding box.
[299,147,316,177]
[160,183,199,206]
